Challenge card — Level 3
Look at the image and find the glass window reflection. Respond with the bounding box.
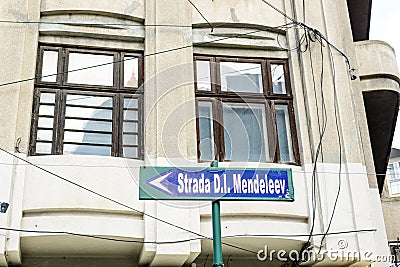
[271,64,287,94]
[220,62,263,93]
[196,60,212,91]
[198,101,215,160]
[275,105,294,162]
[67,53,114,86]
[223,103,269,161]
[41,51,58,82]
[124,57,139,88]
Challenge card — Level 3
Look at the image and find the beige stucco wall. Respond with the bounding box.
[381,196,400,242]
[0,0,396,266]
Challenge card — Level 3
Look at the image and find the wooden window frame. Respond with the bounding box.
[30,45,144,159]
[194,55,300,165]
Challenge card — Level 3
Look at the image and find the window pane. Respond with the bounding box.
[390,181,400,195]
[63,144,111,156]
[389,162,400,196]
[276,105,294,162]
[36,142,52,154]
[389,163,396,181]
[40,92,56,104]
[66,95,113,107]
[223,103,269,161]
[124,98,138,109]
[271,64,287,94]
[65,106,112,120]
[220,62,263,93]
[41,51,58,82]
[64,119,112,132]
[64,131,112,144]
[39,105,54,116]
[198,101,215,160]
[38,117,54,128]
[196,60,211,91]
[124,57,139,87]
[37,130,53,141]
[67,53,114,86]
[123,122,138,133]
[124,110,138,121]
[123,134,138,145]
[123,146,138,158]
[394,162,400,180]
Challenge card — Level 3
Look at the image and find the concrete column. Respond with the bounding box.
[144,0,197,162]
[0,154,14,266]
[0,1,40,266]
[319,0,364,164]
[0,0,40,152]
[142,1,200,265]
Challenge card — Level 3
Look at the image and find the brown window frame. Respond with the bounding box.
[29,45,144,159]
[194,55,300,165]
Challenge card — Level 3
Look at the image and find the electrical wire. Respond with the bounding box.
[0,1,361,258]
[0,19,296,31]
[220,229,377,238]
[187,0,214,32]
[254,1,352,260]
[0,226,376,244]
[305,33,320,247]
[309,33,324,149]
[0,23,294,89]
[259,0,297,23]
[292,29,328,265]
[0,142,363,259]
[307,27,329,248]
[270,17,345,264]
[1,0,215,32]
[0,20,194,28]
[276,23,308,52]
[0,2,356,81]
[317,44,343,253]
[203,254,209,267]
[318,35,327,163]
[257,0,351,255]
[308,28,354,77]
[0,223,378,267]
[0,147,257,255]
[0,227,163,244]
[0,160,391,176]
[259,0,356,79]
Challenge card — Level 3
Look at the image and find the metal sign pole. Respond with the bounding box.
[139,165,293,266]
[140,165,294,266]
[211,160,224,267]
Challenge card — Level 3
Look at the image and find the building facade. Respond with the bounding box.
[382,148,400,264]
[0,0,399,266]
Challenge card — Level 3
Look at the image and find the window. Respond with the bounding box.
[194,56,299,164]
[388,162,400,195]
[30,45,143,159]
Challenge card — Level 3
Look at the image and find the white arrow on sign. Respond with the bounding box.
[148,172,173,194]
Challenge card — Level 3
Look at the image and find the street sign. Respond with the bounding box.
[139,166,294,201]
